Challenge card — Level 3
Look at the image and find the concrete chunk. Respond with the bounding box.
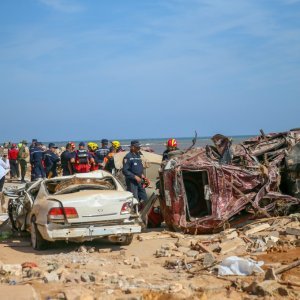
[244,223,270,236]
[219,237,245,254]
[286,227,300,236]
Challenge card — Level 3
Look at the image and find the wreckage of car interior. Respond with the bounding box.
[159,128,300,234]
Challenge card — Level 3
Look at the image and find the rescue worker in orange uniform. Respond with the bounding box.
[71,142,94,173]
[162,138,179,161]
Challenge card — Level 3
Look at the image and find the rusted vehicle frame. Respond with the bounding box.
[159,129,300,233]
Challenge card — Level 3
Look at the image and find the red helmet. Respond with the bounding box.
[167,138,177,148]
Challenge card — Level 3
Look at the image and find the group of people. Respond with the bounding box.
[0,138,180,202]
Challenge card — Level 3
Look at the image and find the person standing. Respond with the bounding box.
[30,142,45,180]
[0,154,10,192]
[162,139,179,161]
[44,143,60,178]
[61,143,75,176]
[94,139,110,169]
[123,140,149,203]
[18,140,30,183]
[8,143,19,179]
[71,142,94,173]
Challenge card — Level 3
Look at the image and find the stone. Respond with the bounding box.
[186,250,199,258]
[286,227,300,236]
[161,243,177,251]
[244,223,271,236]
[202,253,215,267]
[88,247,95,253]
[123,260,131,265]
[98,248,112,253]
[219,237,245,254]
[220,229,238,240]
[21,262,38,269]
[244,280,280,296]
[78,245,87,253]
[155,249,171,258]
[177,246,191,254]
[169,283,183,293]
[1,264,22,276]
[44,272,59,283]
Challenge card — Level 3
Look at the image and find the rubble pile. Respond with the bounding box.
[153,215,300,298]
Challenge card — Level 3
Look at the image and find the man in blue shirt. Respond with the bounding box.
[123,140,149,202]
[44,143,60,178]
[94,139,110,169]
[30,142,45,180]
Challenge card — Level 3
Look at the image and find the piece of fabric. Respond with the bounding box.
[0,157,10,181]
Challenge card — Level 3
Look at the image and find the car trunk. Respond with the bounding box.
[49,190,133,224]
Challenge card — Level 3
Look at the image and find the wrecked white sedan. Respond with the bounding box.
[7,170,141,250]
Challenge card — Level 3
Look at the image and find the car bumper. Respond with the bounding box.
[38,223,141,242]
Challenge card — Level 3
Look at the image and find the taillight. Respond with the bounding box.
[48,207,78,222]
[120,202,131,214]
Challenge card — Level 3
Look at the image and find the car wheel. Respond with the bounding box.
[31,219,47,250]
[117,234,134,246]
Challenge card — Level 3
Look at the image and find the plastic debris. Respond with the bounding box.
[218,256,264,276]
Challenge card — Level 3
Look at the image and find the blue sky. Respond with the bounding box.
[1,0,300,142]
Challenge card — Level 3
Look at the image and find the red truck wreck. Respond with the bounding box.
[159,129,300,234]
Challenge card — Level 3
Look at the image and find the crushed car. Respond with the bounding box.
[6,170,141,249]
[159,128,300,234]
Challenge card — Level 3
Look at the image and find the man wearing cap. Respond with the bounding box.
[123,140,149,203]
[30,142,45,180]
[71,142,94,173]
[44,143,60,178]
[94,139,110,169]
[18,140,30,183]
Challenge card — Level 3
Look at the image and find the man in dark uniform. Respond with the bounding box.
[61,143,76,176]
[44,143,60,178]
[123,140,149,202]
[29,139,38,181]
[94,139,110,169]
[30,142,45,180]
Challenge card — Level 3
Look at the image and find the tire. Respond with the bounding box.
[117,234,133,246]
[31,219,48,250]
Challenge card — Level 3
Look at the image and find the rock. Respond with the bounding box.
[155,249,171,258]
[264,268,278,281]
[119,250,126,257]
[161,243,177,251]
[47,262,59,272]
[80,273,90,283]
[244,223,271,236]
[177,246,190,254]
[286,227,300,236]
[123,259,131,265]
[88,247,95,253]
[244,280,281,296]
[220,229,238,241]
[44,272,59,283]
[186,250,199,258]
[203,253,215,267]
[78,245,87,253]
[219,237,245,254]
[98,248,112,254]
[0,264,22,276]
[169,283,183,293]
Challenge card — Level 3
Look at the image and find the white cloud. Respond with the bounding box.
[38,0,84,13]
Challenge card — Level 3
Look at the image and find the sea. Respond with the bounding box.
[47,136,253,154]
